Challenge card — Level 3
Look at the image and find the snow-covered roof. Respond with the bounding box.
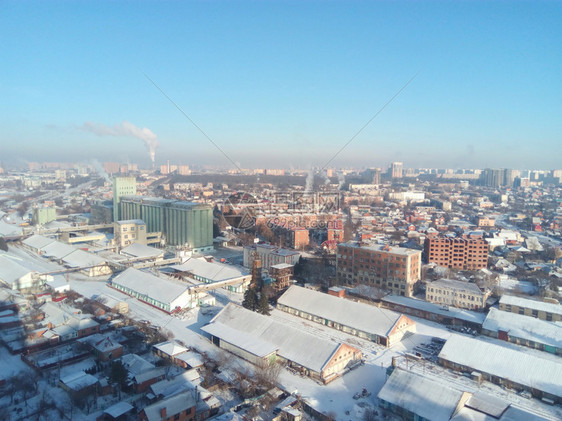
[153,340,188,356]
[150,369,200,398]
[500,295,562,317]
[62,249,107,268]
[203,303,351,373]
[142,390,197,421]
[41,241,76,259]
[271,263,293,270]
[428,278,484,295]
[122,353,155,376]
[111,268,189,306]
[103,401,134,418]
[60,371,98,391]
[22,234,55,250]
[0,255,33,286]
[378,368,464,421]
[438,335,562,398]
[175,351,204,368]
[339,241,421,256]
[171,258,249,282]
[120,243,163,259]
[277,285,408,338]
[483,308,562,349]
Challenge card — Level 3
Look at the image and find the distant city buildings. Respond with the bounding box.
[390,161,403,178]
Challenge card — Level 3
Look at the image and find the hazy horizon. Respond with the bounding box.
[2,1,561,170]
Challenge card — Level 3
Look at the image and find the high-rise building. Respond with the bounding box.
[424,237,488,270]
[391,162,403,178]
[113,177,137,222]
[104,162,120,175]
[336,242,421,297]
[119,196,213,252]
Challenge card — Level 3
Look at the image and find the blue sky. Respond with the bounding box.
[1,1,561,170]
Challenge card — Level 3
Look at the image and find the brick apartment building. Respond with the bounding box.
[336,242,422,297]
[424,237,488,270]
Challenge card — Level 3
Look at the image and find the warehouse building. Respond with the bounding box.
[202,303,362,384]
[438,335,562,403]
[277,285,416,347]
[109,268,206,313]
[482,307,561,355]
[171,257,251,293]
[499,295,562,322]
[378,368,551,421]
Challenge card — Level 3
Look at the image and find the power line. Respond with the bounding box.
[321,72,419,171]
[142,72,242,172]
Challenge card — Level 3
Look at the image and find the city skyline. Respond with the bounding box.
[2,1,561,169]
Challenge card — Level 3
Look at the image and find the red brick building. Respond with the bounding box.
[424,237,488,270]
[336,242,422,297]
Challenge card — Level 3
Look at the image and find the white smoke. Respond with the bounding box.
[90,159,110,182]
[305,169,314,194]
[82,121,160,166]
[337,172,345,190]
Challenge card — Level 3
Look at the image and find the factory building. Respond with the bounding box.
[119,196,213,252]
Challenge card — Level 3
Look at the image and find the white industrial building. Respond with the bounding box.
[171,257,251,293]
[109,268,212,313]
[378,368,551,421]
[438,334,562,403]
[277,285,416,347]
[202,303,362,384]
[482,307,561,355]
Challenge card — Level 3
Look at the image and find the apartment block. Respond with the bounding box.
[426,278,490,310]
[424,237,488,270]
[114,219,147,247]
[336,242,421,297]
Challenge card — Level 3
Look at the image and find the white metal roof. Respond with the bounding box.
[438,335,562,398]
[0,255,33,286]
[172,258,249,282]
[62,249,107,268]
[120,243,163,259]
[277,285,408,338]
[111,268,190,306]
[378,368,464,421]
[22,234,55,250]
[382,295,487,324]
[203,303,350,373]
[429,278,484,295]
[153,340,188,356]
[40,241,76,259]
[482,308,562,349]
[499,295,562,317]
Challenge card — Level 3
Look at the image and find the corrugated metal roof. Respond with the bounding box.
[438,335,562,398]
[278,285,406,337]
[203,303,349,373]
[483,308,562,349]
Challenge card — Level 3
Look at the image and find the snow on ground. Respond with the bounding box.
[497,277,537,294]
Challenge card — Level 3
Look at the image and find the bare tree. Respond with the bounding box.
[255,360,284,389]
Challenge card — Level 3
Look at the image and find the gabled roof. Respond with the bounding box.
[0,255,33,286]
[202,303,352,373]
[277,285,409,338]
[483,308,562,349]
[22,234,55,250]
[41,241,76,259]
[111,268,189,306]
[499,295,562,317]
[62,249,107,268]
[438,335,562,398]
[120,243,163,259]
[142,390,197,421]
[171,257,249,282]
[153,340,188,357]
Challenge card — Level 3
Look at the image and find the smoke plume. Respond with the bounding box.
[82,121,160,166]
